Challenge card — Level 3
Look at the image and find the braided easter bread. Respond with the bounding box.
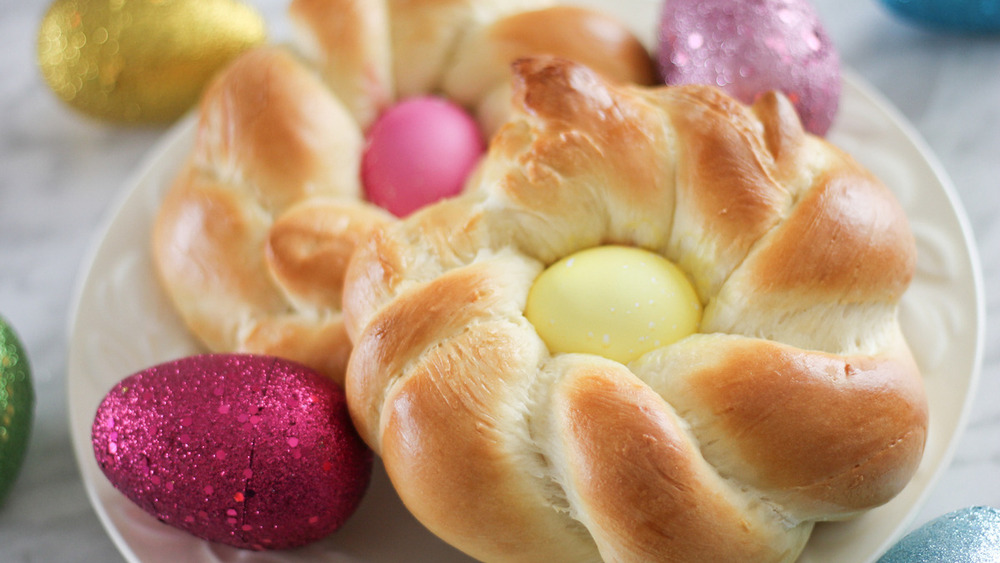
[342,57,928,562]
[153,0,654,384]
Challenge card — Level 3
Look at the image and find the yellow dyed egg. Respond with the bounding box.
[525,245,702,364]
[37,0,267,124]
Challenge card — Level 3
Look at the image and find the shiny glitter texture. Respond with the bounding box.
[36,0,266,124]
[878,506,1000,562]
[658,0,841,136]
[879,0,1000,33]
[91,354,372,550]
[0,316,35,507]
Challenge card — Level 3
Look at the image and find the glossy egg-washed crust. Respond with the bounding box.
[152,0,655,384]
[343,57,927,562]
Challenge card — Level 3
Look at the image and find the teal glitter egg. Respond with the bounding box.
[0,315,34,506]
[878,506,1000,562]
[878,0,1000,33]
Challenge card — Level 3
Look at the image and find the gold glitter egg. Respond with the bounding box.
[37,0,267,124]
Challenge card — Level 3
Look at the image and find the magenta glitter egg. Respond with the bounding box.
[658,0,841,136]
[91,354,373,551]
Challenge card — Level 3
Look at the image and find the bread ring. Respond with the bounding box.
[153,1,654,384]
[343,56,928,562]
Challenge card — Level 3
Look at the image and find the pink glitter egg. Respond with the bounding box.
[362,96,485,217]
[91,354,372,551]
[658,0,841,136]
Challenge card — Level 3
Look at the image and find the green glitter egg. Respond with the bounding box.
[0,315,34,506]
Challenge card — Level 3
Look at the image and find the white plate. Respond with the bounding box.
[67,20,984,563]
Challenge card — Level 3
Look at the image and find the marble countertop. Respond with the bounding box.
[0,0,996,561]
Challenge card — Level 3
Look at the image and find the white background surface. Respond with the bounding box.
[1,0,997,561]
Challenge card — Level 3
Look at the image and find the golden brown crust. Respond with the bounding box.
[347,257,535,442]
[454,57,678,265]
[266,200,387,310]
[343,57,926,561]
[189,47,364,208]
[240,316,354,381]
[745,165,917,303]
[551,358,812,562]
[289,0,392,128]
[631,333,927,521]
[154,170,282,352]
[152,46,392,384]
[443,5,656,132]
[485,6,655,86]
[385,0,556,101]
[649,84,792,299]
[380,325,598,562]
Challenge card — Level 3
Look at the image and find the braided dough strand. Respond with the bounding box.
[153,47,391,384]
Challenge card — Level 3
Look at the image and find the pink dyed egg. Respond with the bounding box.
[91,354,372,551]
[362,96,485,217]
[658,0,841,136]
